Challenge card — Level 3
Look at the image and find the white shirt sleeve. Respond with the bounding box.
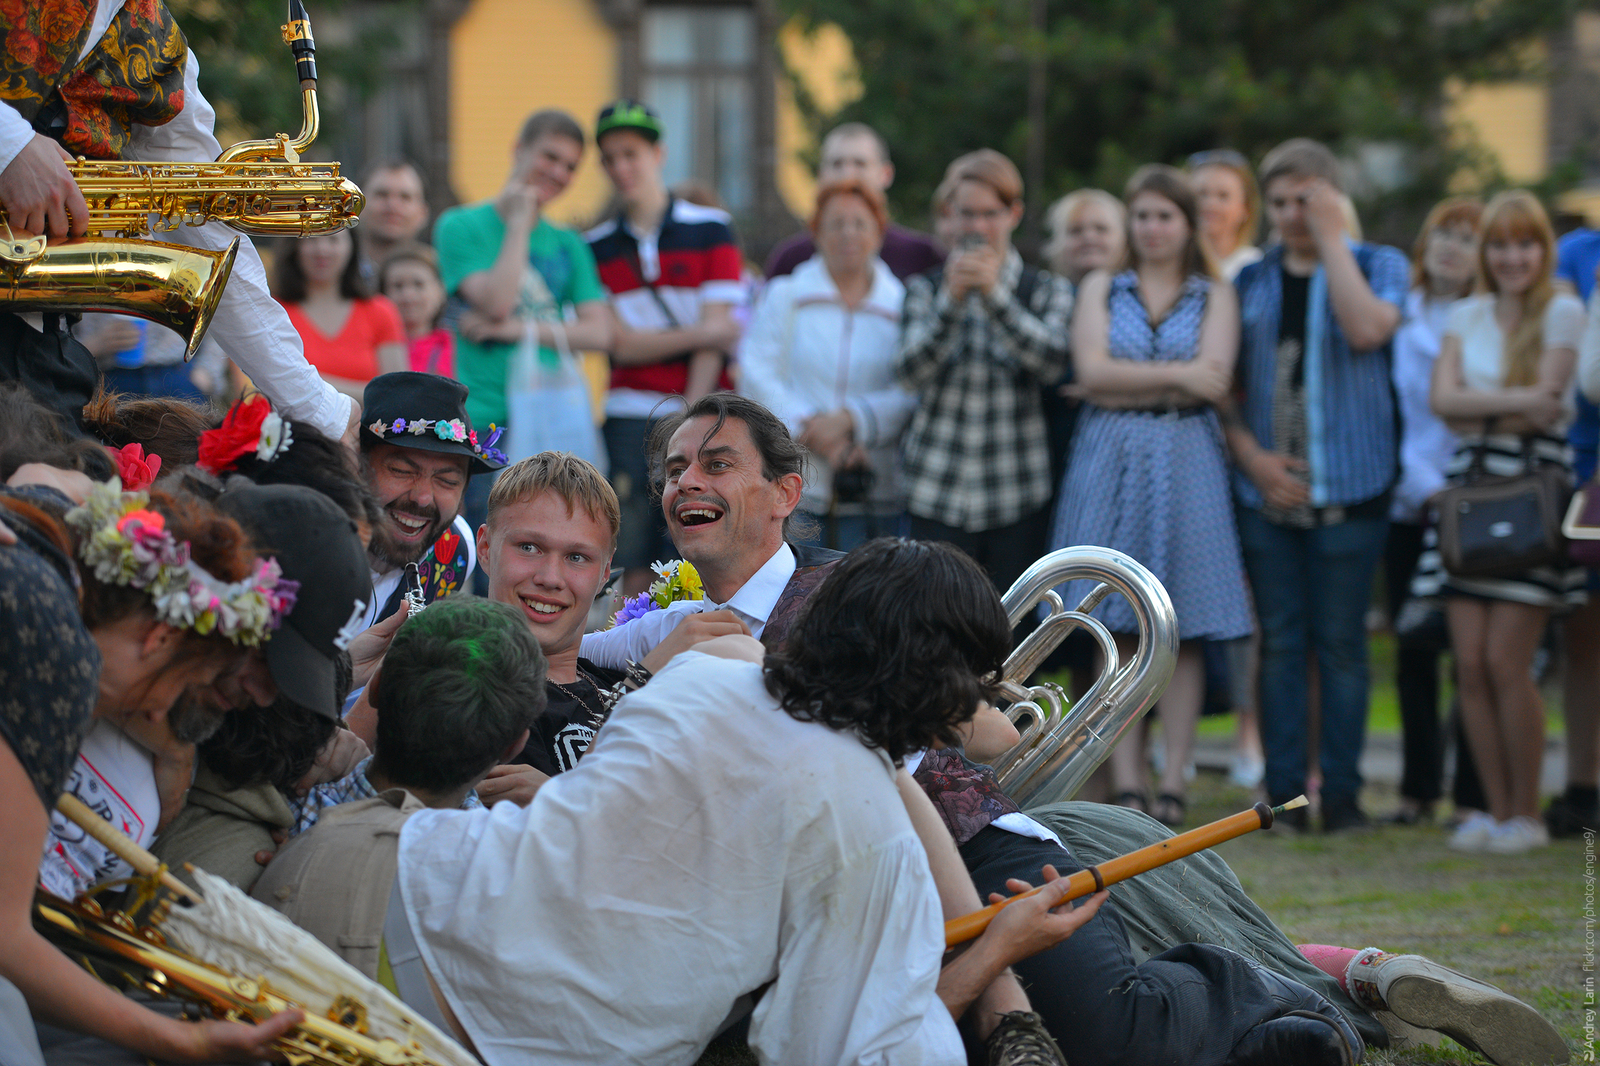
[0,103,35,175]
[737,279,815,433]
[578,600,701,669]
[122,48,354,440]
[1544,292,1587,353]
[1581,290,1600,404]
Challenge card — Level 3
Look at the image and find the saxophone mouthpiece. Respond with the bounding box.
[282,0,317,86]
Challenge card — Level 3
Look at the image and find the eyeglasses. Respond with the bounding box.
[1187,149,1250,171]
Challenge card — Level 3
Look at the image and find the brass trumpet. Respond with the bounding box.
[991,547,1179,808]
[0,0,361,358]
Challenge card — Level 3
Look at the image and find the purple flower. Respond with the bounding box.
[392,419,406,433]
[611,591,659,627]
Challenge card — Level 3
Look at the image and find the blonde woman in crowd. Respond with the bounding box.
[1187,149,1262,280]
[1419,190,1587,855]
[1043,189,1127,286]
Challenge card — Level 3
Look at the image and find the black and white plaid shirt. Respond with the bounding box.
[896,250,1072,531]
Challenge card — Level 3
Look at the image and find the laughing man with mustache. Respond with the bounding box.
[356,372,507,630]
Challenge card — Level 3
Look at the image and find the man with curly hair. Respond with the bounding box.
[395,538,1101,1065]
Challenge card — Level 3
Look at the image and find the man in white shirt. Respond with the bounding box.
[0,0,357,443]
[399,537,1102,1065]
[580,392,839,669]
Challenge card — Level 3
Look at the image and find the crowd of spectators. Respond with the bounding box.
[72,103,1600,858]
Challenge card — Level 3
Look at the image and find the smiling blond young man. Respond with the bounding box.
[472,451,747,806]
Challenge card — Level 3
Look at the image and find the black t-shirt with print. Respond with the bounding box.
[517,658,626,776]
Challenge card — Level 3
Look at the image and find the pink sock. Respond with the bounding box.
[1297,944,1362,991]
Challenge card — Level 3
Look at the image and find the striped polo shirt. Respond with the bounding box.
[586,197,744,417]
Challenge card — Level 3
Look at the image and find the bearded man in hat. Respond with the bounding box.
[357,371,507,630]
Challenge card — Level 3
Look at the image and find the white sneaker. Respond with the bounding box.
[1229,751,1264,789]
[1485,816,1551,854]
[1361,953,1569,1065]
[1448,811,1496,852]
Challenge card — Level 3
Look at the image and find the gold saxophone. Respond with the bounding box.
[0,0,363,358]
[35,891,457,1066]
[42,795,474,1066]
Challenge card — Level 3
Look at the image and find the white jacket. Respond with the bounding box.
[739,256,916,513]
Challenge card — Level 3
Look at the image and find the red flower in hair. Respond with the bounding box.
[110,442,162,491]
[197,396,272,474]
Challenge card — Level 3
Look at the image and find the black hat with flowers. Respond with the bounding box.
[360,372,507,474]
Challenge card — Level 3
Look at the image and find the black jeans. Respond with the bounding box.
[1384,522,1484,808]
[960,826,1325,1066]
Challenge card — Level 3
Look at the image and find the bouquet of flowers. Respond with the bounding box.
[612,558,705,626]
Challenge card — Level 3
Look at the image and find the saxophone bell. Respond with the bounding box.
[0,236,238,361]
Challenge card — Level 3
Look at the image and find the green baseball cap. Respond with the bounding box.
[596,99,664,143]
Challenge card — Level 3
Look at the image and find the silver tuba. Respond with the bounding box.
[990,547,1178,808]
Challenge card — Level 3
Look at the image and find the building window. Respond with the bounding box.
[641,4,756,213]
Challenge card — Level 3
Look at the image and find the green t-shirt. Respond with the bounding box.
[434,203,606,429]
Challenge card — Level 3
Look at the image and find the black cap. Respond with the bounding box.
[595,99,664,144]
[361,372,504,475]
[216,483,373,717]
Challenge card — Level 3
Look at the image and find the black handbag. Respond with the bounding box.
[1434,436,1570,579]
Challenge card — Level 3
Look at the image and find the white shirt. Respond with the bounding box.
[0,3,354,441]
[1390,289,1461,522]
[738,256,916,513]
[399,652,964,1066]
[580,542,796,667]
[39,720,159,899]
[1445,292,1587,433]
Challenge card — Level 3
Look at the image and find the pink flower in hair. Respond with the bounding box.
[110,444,161,491]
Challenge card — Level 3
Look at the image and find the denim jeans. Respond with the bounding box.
[1235,506,1388,806]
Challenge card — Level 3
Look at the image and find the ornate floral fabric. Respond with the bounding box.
[0,0,96,127]
[913,747,1021,846]
[759,557,839,652]
[0,0,185,161]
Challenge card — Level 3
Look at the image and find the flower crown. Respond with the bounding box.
[366,417,509,466]
[612,558,704,626]
[65,479,300,647]
[197,396,293,475]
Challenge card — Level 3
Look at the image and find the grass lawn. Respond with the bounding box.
[1186,770,1588,1065]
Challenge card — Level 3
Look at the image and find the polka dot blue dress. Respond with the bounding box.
[1047,271,1253,641]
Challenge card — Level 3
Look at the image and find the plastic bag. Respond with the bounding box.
[506,317,608,474]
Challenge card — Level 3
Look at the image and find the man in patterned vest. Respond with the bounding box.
[578,392,842,668]
[0,0,357,442]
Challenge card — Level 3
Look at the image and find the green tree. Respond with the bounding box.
[783,0,1579,245]
[167,0,399,156]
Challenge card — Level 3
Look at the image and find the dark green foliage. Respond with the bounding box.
[782,0,1580,245]
[168,0,401,155]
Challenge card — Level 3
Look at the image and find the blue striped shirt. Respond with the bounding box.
[1233,242,1408,511]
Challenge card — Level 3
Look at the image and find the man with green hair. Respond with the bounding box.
[252,596,545,989]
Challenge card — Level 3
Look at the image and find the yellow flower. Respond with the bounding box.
[678,561,704,600]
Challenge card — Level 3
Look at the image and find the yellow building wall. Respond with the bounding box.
[1449,80,1548,185]
[775,21,862,220]
[450,0,618,228]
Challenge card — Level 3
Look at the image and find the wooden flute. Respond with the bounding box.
[945,796,1308,947]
